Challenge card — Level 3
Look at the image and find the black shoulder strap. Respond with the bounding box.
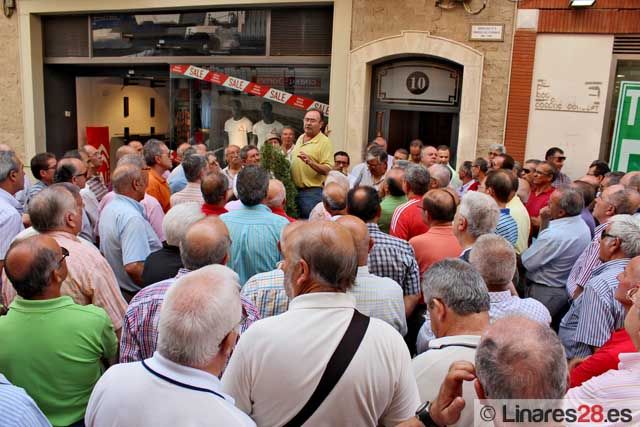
[283,309,370,427]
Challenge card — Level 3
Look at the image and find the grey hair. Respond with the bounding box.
[236,165,269,206]
[5,237,60,299]
[266,179,286,208]
[182,154,207,183]
[607,215,640,258]
[324,170,350,191]
[162,203,206,247]
[143,139,166,166]
[458,191,500,238]
[393,160,411,170]
[469,234,516,288]
[157,265,242,368]
[117,153,145,169]
[476,316,567,399]
[607,187,639,215]
[422,259,490,315]
[0,150,20,182]
[489,143,506,155]
[404,164,430,196]
[428,164,451,188]
[555,186,583,216]
[322,188,347,212]
[28,184,78,232]
[112,164,143,194]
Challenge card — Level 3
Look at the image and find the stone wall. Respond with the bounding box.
[351,0,516,158]
[0,13,23,158]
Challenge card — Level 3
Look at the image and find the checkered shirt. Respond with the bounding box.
[367,223,421,295]
[241,268,289,319]
[119,268,260,363]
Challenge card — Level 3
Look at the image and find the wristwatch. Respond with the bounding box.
[416,401,441,427]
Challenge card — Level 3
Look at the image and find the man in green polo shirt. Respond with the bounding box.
[0,235,117,427]
[290,109,334,218]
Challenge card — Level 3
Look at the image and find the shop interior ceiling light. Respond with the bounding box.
[569,0,596,7]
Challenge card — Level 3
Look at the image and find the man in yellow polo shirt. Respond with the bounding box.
[290,109,334,218]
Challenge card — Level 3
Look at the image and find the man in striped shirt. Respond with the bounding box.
[120,216,259,363]
[566,185,640,299]
[484,169,518,246]
[560,215,640,360]
[0,373,51,427]
[169,153,206,207]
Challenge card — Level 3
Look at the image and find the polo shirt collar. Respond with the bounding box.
[300,132,324,146]
[618,353,640,370]
[47,230,79,242]
[356,265,370,277]
[428,335,481,350]
[489,290,512,303]
[239,203,271,213]
[428,224,453,234]
[145,352,234,403]
[500,208,510,214]
[114,194,145,215]
[289,292,356,311]
[11,295,75,311]
[175,268,192,279]
[592,258,630,276]
[0,187,21,209]
[0,373,9,385]
[548,215,581,228]
[150,168,166,183]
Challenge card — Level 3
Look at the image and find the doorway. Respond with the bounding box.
[387,110,457,155]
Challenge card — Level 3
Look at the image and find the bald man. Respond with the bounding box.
[222,220,420,427]
[266,179,294,222]
[0,235,117,426]
[336,215,407,335]
[201,173,230,216]
[128,140,143,154]
[120,216,259,363]
[115,144,137,162]
[321,181,348,218]
[621,171,640,194]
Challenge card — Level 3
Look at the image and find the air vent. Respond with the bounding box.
[270,7,333,56]
[613,35,640,54]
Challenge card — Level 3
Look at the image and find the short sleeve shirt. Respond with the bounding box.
[253,120,284,147]
[0,188,24,260]
[290,132,334,188]
[225,117,253,148]
[146,169,171,213]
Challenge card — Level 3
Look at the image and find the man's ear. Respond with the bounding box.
[474,379,486,400]
[430,298,446,323]
[458,216,468,232]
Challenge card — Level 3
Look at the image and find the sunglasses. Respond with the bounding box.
[58,247,69,266]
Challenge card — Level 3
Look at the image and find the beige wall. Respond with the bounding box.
[351,0,516,159]
[76,77,170,146]
[525,34,614,180]
[0,14,24,158]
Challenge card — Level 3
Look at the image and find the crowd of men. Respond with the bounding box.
[0,108,640,426]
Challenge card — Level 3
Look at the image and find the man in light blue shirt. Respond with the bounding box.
[100,163,161,298]
[522,187,591,327]
[0,373,51,427]
[221,165,288,285]
[0,150,25,276]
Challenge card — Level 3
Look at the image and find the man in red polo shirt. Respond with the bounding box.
[200,173,229,216]
[390,165,430,241]
[526,161,556,238]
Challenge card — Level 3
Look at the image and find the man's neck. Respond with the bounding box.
[118,191,144,203]
[604,253,627,263]
[0,182,16,195]
[304,131,319,141]
[31,286,62,301]
[496,200,507,209]
[262,116,274,124]
[461,177,471,185]
[535,183,552,194]
[87,166,98,178]
[440,313,489,337]
[295,281,342,296]
[429,220,451,228]
[458,234,476,249]
[151,164,166,176]
[228,164,242,172]
[233,114,243,121]
[486,283,510,293]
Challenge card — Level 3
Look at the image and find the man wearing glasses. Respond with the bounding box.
[143,139,173,213]
[545,147,571,187]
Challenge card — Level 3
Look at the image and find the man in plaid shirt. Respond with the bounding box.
[120,216,259,363]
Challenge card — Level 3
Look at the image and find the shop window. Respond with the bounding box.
[91,10,267,57]
[170,64,330,156]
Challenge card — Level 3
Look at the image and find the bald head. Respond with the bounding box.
[116,145,137,162]
[128,140,143,153]
[283,221,358,295]
[266,179,286,209]
[423,188,457,224]
[475,316,567,399]
[4,235,66,299]
[621,171,640,193]
[201,173,228,206]
[180,217,231,270]
[336,215,370,265]
[428,164,451,189]
[322,182,347,215]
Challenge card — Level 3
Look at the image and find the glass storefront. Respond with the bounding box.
[169,64,330,156]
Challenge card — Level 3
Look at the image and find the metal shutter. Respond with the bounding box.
[613,35,640,54]
[270,7,333,56]
[43,15,89,58]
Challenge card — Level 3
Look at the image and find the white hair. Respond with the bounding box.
[458,191,500,238]
[157,265,242,368]
[489,143,506,155]
[607,215,640,258]
[324,170,349,192]
[428,164,451,188]
[162,203,206,246]
[470,234,516,287]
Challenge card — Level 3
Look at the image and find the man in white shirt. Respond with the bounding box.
[252,102,283,147]
[85,265,255,427]
[222,220,420,426]
[336,215,407,335]
[412,259,489,427]
[224,100,253,148]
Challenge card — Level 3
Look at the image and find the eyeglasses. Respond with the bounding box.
[601,232,623,242]
[627,286,639,305]
[521,168,531,174]
[58,247,69,266]
[550,156,567,162]
[534,169,553,176]
[74,171,88,179]
[488,152,499,157]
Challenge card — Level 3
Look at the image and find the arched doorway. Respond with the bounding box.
[346,31,484,167]
[369,57,463,164]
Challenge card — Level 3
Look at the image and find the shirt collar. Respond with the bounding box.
[618,353,640,370]
[150,168,167,183]
[489,290,513,303]
[592,258,630,276]
[356,265,370,276]
[46,230,79,242]
[145,352,233,403]
[11,295,75,311]
[500,208,511,214]
[114,194,145,215]
[428,335,481,349]
[428,224,453,234]
[175,268,192,279]
[239,203,272,213]
[0,373,10,385]
[288,292,356,311]
[0,187,21,209]
[548,215,582,228]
